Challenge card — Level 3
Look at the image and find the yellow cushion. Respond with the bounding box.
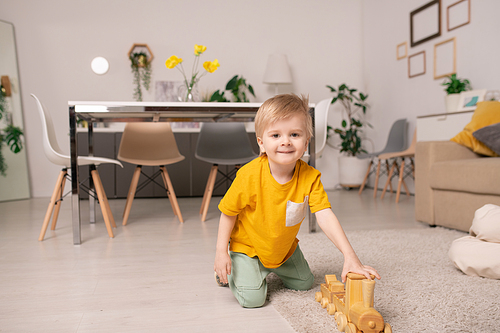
[451,101,500,156]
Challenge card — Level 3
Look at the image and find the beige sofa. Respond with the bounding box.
[415,141,500,232]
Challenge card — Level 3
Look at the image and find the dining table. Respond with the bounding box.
[69,101,317,245]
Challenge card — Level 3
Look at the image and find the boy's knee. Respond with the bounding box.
[236,289,267,308]
[284,272,314,291]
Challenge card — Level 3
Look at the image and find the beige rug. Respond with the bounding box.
[267,227,500,332]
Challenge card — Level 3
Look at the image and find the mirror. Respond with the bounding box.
[0,20,30,201]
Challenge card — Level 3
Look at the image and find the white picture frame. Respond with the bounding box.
[457,90,487,111]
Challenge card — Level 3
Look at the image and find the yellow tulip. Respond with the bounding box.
[194,44,207,56]
[203,59,220,73]
[165,55,183,69]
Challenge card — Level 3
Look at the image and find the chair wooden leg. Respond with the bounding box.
[396,159,406,203]
[92,170,116,228]
[39,170,67,241]
[200,165,218,222]
[358,160,372,195]
[373,160,381,198]
[385,160,393,194]
[91,170,114,238]
[381,161,396,200]
[51,173,67,230]
[122,166,141,226]
[160,166,184,223]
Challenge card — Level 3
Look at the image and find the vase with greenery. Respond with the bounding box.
[165,44,220,102]
[0,90,24,176]
[209,75,255,102]
[326,83,369,157]
[442,73,472,112]
[130,51,152,101]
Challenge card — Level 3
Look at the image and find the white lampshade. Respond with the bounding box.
[91,56,109,75]
[263,54,292,84]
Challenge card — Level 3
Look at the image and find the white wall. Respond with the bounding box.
[0,0,364,197]
[2,0,497,197]
[362,0,500,191]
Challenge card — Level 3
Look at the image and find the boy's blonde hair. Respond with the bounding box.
[255,94,313,140]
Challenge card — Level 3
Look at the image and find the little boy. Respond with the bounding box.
[214,94,380,308]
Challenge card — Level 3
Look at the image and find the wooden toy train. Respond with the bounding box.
[315,273,392,333]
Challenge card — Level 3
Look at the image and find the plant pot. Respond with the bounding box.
[338,155,370,188]
[445,93,460,112]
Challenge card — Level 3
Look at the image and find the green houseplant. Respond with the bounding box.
[0,89,24,176]
[209,75,255,102]
[326,83,369,156]
[441,73,472,112]
[326,83,370,188]
[130,51,152,101]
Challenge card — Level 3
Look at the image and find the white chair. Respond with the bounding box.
[195,122,258,222]
[117,122,185,225]
[31,94,123,241]
[302,98,334,163]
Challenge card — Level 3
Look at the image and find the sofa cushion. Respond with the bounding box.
[473,122,500,156]
[429,158,500,195]
[451,101,500,157]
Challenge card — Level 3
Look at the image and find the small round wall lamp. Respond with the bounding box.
[91,56,109,75]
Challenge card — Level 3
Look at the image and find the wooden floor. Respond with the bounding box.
[0,189,425,332]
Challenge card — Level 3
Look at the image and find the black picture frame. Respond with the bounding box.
[410,0,441,47]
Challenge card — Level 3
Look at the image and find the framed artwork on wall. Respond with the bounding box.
[434,37,456,79]
[447,0,470,31]
[408,51,426,78]
[397,42,408,60]
[457,90,487,111]
[410,0,441,47]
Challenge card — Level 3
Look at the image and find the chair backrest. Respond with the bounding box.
[118,122,185,166]
[314,98,334,156]
[31,94,70,166]
[195,122,257,165]
[380,118,407,154]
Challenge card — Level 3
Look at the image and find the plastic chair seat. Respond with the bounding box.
[117,122,185,225]
[195,122,257,221]
[31,94,122,241]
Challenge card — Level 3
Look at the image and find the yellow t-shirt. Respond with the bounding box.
[218,155,331,268]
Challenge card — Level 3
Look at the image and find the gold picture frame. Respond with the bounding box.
[397,42,408,60]
[434,37,456,80]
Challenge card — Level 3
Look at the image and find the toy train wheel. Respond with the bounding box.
[327,302,336,315]
[321,297,329,308]
[345,323,358,333]
[336,313,347,332]
[315,291,322,302]
[384,323,392,333]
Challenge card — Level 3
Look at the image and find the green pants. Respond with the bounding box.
[228,244,314,308]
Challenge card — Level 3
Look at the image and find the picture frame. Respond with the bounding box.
[434,37,456,80]
[408,51,426,78]
[457,90,487,111]
[410,0,441,47]
[447,0,470,31]
[397,42,408,60]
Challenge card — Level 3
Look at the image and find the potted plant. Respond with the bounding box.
[0,88,24,176]
[326,83,370,187]
[442,73,472,112]
[209,75,255,102]
[130,51,152,101]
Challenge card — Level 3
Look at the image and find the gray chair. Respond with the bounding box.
[358,118,407,197]
[195,122,258,221]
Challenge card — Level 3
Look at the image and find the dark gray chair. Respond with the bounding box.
[195,122,258,221]
[358,118,408,197]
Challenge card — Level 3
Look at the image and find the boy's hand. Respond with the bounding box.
[341,259,381,283]
[214,251,232,285]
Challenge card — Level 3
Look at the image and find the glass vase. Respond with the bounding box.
[177,83,199,102]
